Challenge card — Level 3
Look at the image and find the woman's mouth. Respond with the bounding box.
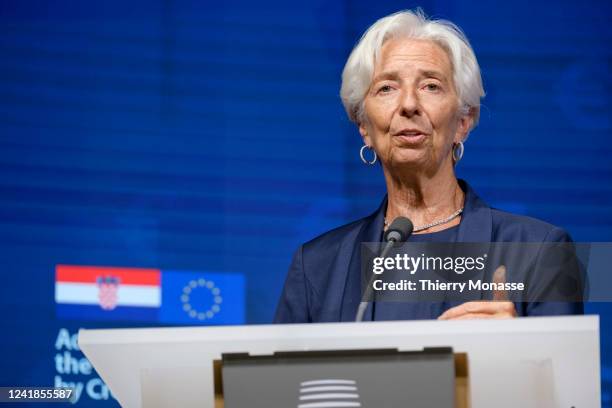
[393,130,427,145]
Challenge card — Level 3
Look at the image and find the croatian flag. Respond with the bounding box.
[55,265,161,322]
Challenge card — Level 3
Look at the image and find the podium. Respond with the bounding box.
[78,315,600,408]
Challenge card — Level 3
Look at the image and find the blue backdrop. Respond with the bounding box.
[0,0,610,406]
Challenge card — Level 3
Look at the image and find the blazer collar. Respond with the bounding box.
[456,179,493,242]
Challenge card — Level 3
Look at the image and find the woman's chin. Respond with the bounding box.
[386,152,429,169]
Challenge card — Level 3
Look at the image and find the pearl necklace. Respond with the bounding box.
[384,207,464,232]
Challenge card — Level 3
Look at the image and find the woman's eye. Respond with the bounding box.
[378,85,393,93]
[424,83,441,91]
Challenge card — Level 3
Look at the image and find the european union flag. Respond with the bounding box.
[160,270,245,325]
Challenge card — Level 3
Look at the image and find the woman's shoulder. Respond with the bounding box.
[489,207,572,242]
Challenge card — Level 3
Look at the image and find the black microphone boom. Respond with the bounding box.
[355,217,414,322]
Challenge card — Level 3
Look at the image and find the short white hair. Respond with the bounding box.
[340,9,485,130]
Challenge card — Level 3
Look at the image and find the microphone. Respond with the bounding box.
[355,217,413,322]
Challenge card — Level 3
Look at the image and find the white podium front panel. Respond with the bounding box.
[79,315,599,408]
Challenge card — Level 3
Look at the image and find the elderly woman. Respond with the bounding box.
[275,10,582,323]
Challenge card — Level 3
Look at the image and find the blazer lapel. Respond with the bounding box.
[449,180,494,305]
[339,197,386,321]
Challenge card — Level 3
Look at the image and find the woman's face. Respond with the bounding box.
[360,37,473,174]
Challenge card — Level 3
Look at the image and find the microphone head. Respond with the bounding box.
[384,217,414,243]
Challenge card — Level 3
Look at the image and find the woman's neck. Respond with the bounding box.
[383,167,464,233]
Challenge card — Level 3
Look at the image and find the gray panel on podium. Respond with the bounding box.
[221,348,455,408]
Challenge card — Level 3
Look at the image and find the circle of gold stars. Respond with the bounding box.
[181,278,222,321]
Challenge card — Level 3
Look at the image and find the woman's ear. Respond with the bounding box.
[359,121,373,146]
[454,107,475,143]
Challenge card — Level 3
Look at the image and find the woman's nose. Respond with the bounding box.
[399,88,421,117]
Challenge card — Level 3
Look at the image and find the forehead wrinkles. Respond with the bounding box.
[374,38,453,81]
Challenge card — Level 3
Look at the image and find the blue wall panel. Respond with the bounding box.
[1,0,610,406]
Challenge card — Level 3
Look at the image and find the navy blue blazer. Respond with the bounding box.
[274,180,583,323]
